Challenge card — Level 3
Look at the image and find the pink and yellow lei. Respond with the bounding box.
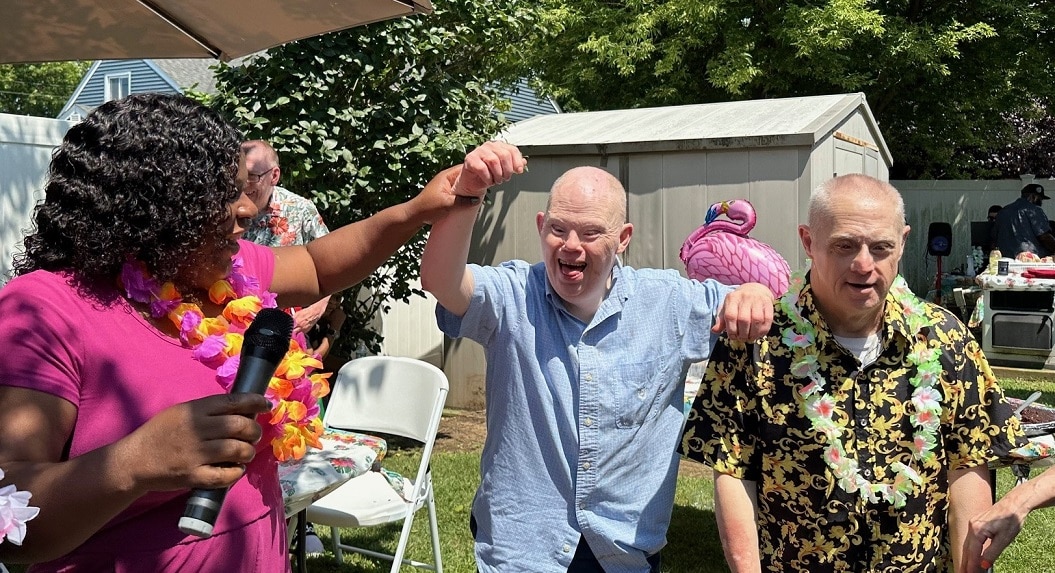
[120,256,330,462]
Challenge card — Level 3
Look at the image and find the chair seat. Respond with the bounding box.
[306,470,427,527]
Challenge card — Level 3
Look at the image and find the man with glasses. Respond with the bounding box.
[241,141,333,325]
[241,139,334,556]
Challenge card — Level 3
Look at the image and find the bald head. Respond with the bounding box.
[809,174,905,230]
[241,139,279,167]
[548,166,627,223]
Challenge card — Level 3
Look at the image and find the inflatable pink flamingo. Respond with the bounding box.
[680,199,791,296]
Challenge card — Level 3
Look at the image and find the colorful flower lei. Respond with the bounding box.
[120,256,330,462]
[779,269,942,509]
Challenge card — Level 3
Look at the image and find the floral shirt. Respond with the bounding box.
[243,186,329,247]
[680,273,1025,573]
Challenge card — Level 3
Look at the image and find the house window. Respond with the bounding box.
[105,73,131,101]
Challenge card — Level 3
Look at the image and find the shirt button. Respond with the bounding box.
[563,544,571,553]
[863,468,872,478]
[585,373,593,381]
[637,389,646,400]
[582,461,591,470]
[858,418,868,428]
[584,417,593,427]
[579,501,586,510]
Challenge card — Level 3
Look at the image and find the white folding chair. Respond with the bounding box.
[305,356,448,572]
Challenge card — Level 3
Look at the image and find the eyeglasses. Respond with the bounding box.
[246,166,275,184]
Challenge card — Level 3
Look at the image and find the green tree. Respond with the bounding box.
[522,0,1055,179]
[0,61,90,117]
[210,0,538,355]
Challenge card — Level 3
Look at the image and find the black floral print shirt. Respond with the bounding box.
[680,277,1025,573]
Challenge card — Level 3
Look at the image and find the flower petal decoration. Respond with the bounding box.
[0,469,39,546]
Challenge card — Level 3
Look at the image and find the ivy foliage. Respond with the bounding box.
[522,0,1055,178]
[210,0,538,354]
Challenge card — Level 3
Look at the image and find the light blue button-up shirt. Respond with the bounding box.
[436,260,731,573]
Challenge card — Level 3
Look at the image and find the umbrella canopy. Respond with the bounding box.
[1,0,433,64]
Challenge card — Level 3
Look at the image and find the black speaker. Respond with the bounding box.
[927,222,952,257]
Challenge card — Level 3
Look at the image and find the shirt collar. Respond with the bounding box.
[798,273,917,349]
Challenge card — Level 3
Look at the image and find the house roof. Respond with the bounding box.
[501,92,890,164]
[151,59,222,94]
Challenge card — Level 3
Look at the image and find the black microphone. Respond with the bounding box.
[178,307,294,538]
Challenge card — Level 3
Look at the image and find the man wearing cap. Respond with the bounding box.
[993,183,1055,258]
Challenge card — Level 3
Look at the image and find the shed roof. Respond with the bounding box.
[501,92,891,165]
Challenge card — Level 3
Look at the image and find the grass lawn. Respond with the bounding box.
[305,376,1055,572]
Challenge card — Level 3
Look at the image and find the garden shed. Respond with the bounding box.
[439,92,892,408]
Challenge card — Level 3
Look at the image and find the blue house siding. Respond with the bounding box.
[498,79,561,124]
[57,60,181,120]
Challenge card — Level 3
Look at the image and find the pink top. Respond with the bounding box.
[0,241,291,572]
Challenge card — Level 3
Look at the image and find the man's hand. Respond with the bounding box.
[292,296,330,334]
[411,142,527,226]
[713,282,774,342]
[453,141,527,199]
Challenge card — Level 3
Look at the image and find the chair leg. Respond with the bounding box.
[330,525,344,563]
[390,504,419,573]
[427,487,443,573]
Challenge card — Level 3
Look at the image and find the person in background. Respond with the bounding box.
[307,294,347,363]
[988,205,1002,224]
[680,174,1026,572]
[241,139,332,336]
[421,143,775,573]
[240,138,336,556]
[993,183,1055,259]
[0,93,492,571]
[965,464,1055,570]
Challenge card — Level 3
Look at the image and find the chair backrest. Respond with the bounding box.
[324,356,449,443]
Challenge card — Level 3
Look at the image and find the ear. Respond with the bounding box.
[271,166,281,185]
[536,212,545,235]
[799,224,813,257]
[616,223,633,254]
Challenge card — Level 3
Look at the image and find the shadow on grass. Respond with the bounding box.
[663,503,729,573]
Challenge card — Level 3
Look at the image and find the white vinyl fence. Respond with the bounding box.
[0,113,73,284]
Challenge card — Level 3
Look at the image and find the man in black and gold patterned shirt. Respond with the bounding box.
[681,174,1025,573]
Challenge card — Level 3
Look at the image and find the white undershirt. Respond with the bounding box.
[834,333,882,367]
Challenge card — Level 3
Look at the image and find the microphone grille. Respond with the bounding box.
[244,308,294,361]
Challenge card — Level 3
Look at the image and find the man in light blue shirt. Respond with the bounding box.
[421,142,774,573]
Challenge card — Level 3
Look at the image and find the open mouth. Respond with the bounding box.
[558,259,586,277]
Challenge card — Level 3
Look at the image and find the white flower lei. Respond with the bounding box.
[778,270,943,509]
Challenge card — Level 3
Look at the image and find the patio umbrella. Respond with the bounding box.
[0,0,433,64]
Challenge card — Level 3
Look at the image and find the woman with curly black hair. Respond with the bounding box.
[0,93,523,571]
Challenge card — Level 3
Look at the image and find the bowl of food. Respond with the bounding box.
[1008,397,1055,437]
